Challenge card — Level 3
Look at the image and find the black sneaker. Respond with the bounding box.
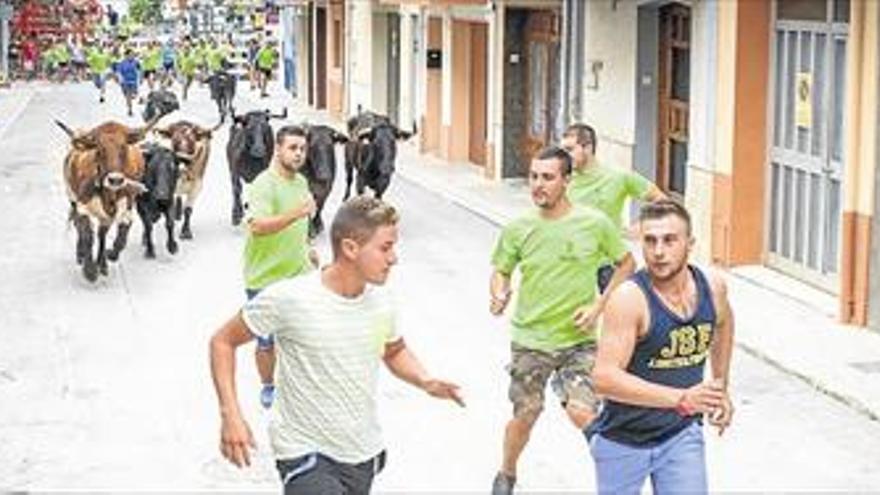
[492,472,516,495]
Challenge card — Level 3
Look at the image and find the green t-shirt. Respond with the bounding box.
[142,47,162,71]
[206,46,228,72]
[492,206,627,351]
[256,46,277,70]
[243,168,313,290]
[178,50,197,75]
[567,164,653,229]
[54,45,71,63]
[86,48,112,74]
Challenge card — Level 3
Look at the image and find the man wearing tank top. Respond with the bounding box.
[589,199,735,494]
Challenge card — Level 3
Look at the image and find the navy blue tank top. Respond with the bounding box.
[587,265,716,446]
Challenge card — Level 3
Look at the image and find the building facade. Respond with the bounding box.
[290,0,880,331]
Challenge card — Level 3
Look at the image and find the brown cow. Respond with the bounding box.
[56,118,159,282]
[154,120,222,239]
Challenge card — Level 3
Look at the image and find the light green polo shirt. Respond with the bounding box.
[567,163,653,229]
[243,167,313,290]
[492,206,627,351]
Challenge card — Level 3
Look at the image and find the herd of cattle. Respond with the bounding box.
[56,90,415,282]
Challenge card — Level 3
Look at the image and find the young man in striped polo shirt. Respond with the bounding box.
[210,196,465,493]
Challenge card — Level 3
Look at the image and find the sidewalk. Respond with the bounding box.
[274,87,880,421]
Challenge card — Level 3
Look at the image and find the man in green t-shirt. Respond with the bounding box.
[243,125,316,408]
[86,42,113,103]
[142,40,163,92]
[562,123,665,292]
[489,146,635,495]
[177,41,198,101]
[255,40,279,98]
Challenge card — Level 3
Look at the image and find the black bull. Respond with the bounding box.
[343,115,414,201]
[136,143,180,259]
[226,108,287,226]
[302,125,348,238]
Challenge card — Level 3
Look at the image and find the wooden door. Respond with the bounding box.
[423,17,442,152]
[657,3,690,196]
[520,11,560,167]
[327,0,345,115]
[468,22,488,166]
[315,6,327,109]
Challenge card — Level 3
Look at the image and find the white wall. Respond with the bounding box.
[347,1,374,115]
[581,0,639,169]
[371,13,389,115]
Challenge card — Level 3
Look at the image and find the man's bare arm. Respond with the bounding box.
[593,282,724,413]
[709,270,735,389]
[489,269,512,315]
[383,338,465,407]
[248,196,315,236]
[209,312,257,468]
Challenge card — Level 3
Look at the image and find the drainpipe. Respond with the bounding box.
[841,0,865,324]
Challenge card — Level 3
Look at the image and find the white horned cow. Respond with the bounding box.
[153,120,222,239]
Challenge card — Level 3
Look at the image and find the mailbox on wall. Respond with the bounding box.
[427,49,442,69]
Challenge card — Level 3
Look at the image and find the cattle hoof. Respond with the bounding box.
[145,249,156,259]
[106,249,120,262]
[181,229,193,240]
[99,262,109,276]
[83,263,98,282]
[168,241,178,255]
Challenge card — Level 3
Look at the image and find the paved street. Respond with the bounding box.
[1,80,880,492]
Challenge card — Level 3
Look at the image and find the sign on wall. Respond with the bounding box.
[795,72,813,129]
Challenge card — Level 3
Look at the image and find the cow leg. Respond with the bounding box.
[107,222,131,262]
[231,174,244,226]
[75,214,98,282]
[174,197,183,221]
[96,225,109,276]
[343,161,354,201]
[181,206,194,240]
[356,170,367,197]
[165,210,178,255]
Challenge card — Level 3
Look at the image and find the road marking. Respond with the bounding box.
[0,88,36,141]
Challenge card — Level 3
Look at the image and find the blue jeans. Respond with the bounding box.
[246,288,274,349]
[589,422,707,495]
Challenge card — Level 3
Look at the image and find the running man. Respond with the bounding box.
[589,199,735,494]
[86,41,113,103]
[561,123,665,292]
[489,146,635,495]
[142,40,163,92]
[255,39,278,98]
[241,126,316,409]
[115,48,141,117]
[210,196,464,493]
[178,41,198,101]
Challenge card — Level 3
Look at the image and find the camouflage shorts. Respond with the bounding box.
[507,342,598,417]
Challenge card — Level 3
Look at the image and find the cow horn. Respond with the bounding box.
[269,107,288,120]
[55,120,77,139]
[129,114,163,142]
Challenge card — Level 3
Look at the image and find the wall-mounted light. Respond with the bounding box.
[587,59,604,90]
